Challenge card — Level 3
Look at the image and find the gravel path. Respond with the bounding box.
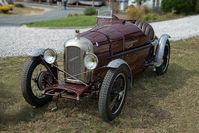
[151,15,199,41]
[0,15,199,57]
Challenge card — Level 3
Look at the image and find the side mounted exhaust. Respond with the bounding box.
[154,34,170,67]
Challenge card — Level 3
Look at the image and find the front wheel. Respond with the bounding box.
[21,58,55,107]
[98,66,128,122]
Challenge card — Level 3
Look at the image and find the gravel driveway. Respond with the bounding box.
[0,15,199,57]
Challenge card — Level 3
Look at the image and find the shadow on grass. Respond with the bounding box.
[0,101,49,128]
[0,88,49,130]
[54,63,198,128]
[123,63,197,128]
[48,62,196,129]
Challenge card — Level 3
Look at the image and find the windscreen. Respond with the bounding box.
[97,6,112,19]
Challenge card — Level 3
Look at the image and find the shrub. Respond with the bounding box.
[144,13,158,21]
[144,11,177,21]
[9,4,14,10]
[195,0,199,13]
[161,0,195,14]
[142,5,150,14]
[84,7,97,16]
[125,6,145,19]
[112,2,120,14]
[15,3,25,8]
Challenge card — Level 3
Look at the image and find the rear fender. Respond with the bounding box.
[107,59,133,89]
[155,34,170,67]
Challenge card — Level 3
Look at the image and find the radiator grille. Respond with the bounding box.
[64,46,88,83]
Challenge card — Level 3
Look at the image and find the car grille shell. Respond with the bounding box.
[64,37,93,84]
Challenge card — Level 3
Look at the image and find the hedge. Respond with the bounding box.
[161,0,196,14]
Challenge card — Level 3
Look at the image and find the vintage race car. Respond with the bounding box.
[21,9,170,122]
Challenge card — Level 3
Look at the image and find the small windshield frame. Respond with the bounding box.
[97,6,113,19]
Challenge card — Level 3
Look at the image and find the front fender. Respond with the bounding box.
[29,48,58,80]
[107,59,133,89]
[30,48,45,57]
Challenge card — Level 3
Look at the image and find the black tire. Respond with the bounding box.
[21,57,53,107]
[98,65,128,122]
[156,41,170,75]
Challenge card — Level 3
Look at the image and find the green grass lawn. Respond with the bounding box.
[0,38,199,132]
[26,13,183,28]
[27,15,96,28]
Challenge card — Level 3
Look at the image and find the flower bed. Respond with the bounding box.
[9,4,14,10]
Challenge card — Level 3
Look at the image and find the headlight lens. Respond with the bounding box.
[43,49,57,64]
[84,53,98,70]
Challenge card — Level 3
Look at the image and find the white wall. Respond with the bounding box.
[128,0,162,9]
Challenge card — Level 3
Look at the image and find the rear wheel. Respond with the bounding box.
[98,66,128,122]
[21,58,55,107]
[156,41,170,75]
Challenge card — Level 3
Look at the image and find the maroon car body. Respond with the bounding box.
[21,14,170,122]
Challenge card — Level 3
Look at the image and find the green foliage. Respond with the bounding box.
[126,5,182,21]
[143,12,179,21]
[112,2,120,14]
[126,6,145,19]
[14,3,25,8]
[83,7,97,16]
[144,13,158,21]
[161,0,196,14]
[27,15,96,27]
[195,0,199,13]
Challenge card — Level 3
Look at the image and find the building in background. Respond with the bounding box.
[128,0,162,9]
[119,0,162,11]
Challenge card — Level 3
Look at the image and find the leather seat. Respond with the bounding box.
[135,20,155,40]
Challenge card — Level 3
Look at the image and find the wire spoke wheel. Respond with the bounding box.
[31,64,47,98]
[21,58,54,107]
[99,65,129,122]
[108,73,126,115]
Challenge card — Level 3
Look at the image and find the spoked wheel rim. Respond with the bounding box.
[108,73,126,115]
[31,64,53,98]
[162,45,170,72]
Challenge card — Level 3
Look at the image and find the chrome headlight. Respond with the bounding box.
[43,49,57,64]
[84,53,98,70]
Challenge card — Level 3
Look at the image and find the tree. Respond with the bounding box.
[161,0,195,14]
